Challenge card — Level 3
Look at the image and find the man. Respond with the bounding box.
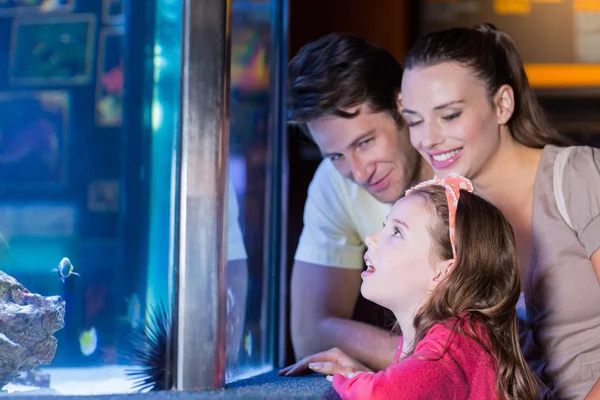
[285,33,433,372]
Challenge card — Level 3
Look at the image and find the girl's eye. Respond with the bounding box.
[393,228,402,237]
[408,120,422,127]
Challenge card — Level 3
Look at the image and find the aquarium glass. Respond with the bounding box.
[0,0,287,394]
[0,0,181,395]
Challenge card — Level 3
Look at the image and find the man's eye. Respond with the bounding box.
[358,138,373,147]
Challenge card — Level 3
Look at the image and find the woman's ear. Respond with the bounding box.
[494,84,515,125]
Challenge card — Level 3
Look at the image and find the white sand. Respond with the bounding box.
[4,365,138,395]
[4,364,274,395]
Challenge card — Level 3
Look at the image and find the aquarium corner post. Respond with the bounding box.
[172,0,232,391]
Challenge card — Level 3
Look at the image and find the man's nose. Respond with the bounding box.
[348,155,374,185]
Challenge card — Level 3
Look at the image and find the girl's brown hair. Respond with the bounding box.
[405,23,572,148]
[407,185,540,400]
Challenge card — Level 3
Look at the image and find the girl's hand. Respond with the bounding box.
[326,371,368,382]
[278,347,373,377]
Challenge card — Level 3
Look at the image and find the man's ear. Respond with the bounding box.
[494,84,515,125]
[430,259,454,289]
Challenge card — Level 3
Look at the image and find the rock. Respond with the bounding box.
[0,271,65,389]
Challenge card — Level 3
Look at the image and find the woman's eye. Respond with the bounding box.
[443,112,461,121]
[408,120,422,127]
[393,228,402,237]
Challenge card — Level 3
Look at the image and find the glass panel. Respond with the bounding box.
[145,0,181,323]
[0,0,180,395]
[226,0,283,382]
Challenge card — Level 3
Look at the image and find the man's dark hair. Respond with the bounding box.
[287,33,405,135]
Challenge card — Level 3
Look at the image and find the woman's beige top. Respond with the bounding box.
[522,145,600,399]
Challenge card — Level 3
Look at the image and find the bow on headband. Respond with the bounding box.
[405,173,474,259]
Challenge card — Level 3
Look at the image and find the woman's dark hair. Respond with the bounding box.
[287,33,404,135]
[405,23,571,148]
[407,186,541,400]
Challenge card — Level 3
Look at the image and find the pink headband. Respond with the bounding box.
[405,173,474,259]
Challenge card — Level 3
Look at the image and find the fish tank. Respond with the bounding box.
[0,0,287,395]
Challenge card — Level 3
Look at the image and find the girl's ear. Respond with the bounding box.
[430,259,454,288]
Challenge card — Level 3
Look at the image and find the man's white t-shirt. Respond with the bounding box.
[294,159,392,270]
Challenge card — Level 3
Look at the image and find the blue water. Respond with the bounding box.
[0,0,170,372]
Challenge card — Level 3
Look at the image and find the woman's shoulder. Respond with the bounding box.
[542,144,600,166]
[537,144,600,202]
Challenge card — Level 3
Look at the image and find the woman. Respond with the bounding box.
[400,23,600,399]
[281,174,540,399]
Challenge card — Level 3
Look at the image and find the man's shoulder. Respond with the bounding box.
[309,159,380,205]
[310,158,351,188]
[297,159,392,267]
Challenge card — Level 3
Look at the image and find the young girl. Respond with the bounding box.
[400,23,600,399]
[281,174,540,399]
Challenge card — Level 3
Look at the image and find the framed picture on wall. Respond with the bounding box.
[0,91,70,190]
[0,203,76,239]
[0,0,75,16]
[96,26,123,127]
[87,180,120,213]
[102,0,124,25]
[9,14,96,86]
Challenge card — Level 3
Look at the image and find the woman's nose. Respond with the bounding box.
[420,121,443,150]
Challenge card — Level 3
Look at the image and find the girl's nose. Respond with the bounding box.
[365,233,377,249]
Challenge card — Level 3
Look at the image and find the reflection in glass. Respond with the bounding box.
[226,0,283,382]
[226,179,249,378]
